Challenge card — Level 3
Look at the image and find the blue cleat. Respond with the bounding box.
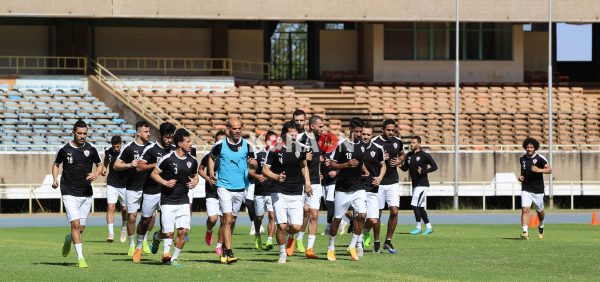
[409,228,421,235]
[423,228,433,235]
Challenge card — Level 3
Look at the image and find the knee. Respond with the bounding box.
[289,225,301,233]
[390,208,399,216]
[357,214,366,222]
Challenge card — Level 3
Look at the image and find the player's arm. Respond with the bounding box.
[247,143,258,170]
[399,156,409,171]
[187,173,199,189]
[198,159,214,186]
[136,149,156,172]
[424,153,438,173]
[87,161,103,181]
[301,159,312,196]
[373,160,387,186]
[150,167,176,188]
[51,162,61,189]
[518,157,525,182]
[531,163,552,174]
[114,148,137,171]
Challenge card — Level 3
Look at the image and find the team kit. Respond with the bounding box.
[51,111,550,268]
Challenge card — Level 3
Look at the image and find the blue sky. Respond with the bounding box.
[556,23,592,61]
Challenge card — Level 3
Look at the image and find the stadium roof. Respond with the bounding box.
[1,0,599,22]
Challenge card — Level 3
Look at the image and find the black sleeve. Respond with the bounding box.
[103,151,110,167]
[118,146,132,162]
[210,143,222,159]
[200,155,209,168]
[190,147,197,158]
[519,156,525,176]
[141,148,156,163]
[247,143,256,159]
[537,156,548,168]
[265,151,275,167]
[191,160,198,176]
[425,153,438,173]
[157,156,169,172]
[54,148,65,164]
[332,144,344,163]
[91,148,102,164]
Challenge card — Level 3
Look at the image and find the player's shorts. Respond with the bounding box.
[366,192,380,219]
[255,194,273,217]
[334,189,367,219]
[62,195,92,226]
[188,189,194,204]
[126,190,143,212]
[160,204,191,233]
[378,183,400,208]
[303,184,323,210]
[272,193,303,225]
[106,185,126,207]
[521,191,545,212]
[218,188,245,216]
[245,184,255,201]
[141,193,161,218]
[206,197,221,217]
[411,186,429,208]
[323,184,335,202]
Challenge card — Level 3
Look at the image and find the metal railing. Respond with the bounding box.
[0,56,87,74]
[232,60,270,79]
[96,57,233,75]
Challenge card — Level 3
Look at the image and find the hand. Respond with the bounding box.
[348,159,359,168]
[278,172,286,183]
[101,170,108,177]
[325,158,331,167]
[86,172,98,181]
[130,159,139,168]
[362,170,370,178]
[531,166,541,173]
[304,183,313,197]
[52,179,59,189]
[209,174,218,185]
[164,179,177,188]
[306,152,313,161]
[257,175,268,183]
[372,176,383,186]
[384,151,390,160]
[187,177,199,189]
[390,157,399,167]
[319,155,325,162]
[328,171,337,178]
[417,167,423,174]
[518,175,524,182]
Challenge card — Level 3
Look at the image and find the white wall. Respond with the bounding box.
[228,29,263,61]
[0,25,48,56]
[94,27,211,57]
[370,24,525,83]
[319,30,357,72]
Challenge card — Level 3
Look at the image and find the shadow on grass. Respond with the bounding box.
[187,259,224,264]
[501,238,524,240]
[99,252,127,256]
[86,240,113,243]
[186,250,216,254]
[34,262,77,267]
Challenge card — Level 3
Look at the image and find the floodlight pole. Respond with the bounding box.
[548,0,554,208]
[453,0,460,210]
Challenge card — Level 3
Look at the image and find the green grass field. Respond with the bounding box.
[1,224,598,281]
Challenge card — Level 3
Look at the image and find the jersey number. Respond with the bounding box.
[346,153,352,160]
[172,163,178,175]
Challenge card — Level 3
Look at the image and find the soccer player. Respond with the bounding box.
[518,137,551,240]
[102,135,128,243]
[327,117,367,261]
[198,130,226,254]
[251,131,278,251]
[113,120,151,256]
[132,122,176,263]
[262,121,312,263]
[208,118,257,264]
[52,120,103,268]
[296,114,325,258]
[150,128,199,268]
[401,136,438,236]
[360,123,386,254]
[292,109,307,133]
[371,119,404,254]
[320,156,337,236]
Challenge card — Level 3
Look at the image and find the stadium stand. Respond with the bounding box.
[0,84,134,151]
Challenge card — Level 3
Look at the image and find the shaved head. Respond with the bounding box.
[226,117,243,142]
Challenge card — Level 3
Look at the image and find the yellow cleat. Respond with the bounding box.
[520,232,530,240]
[132,249,142,264]
[348,247,359,261]
[327,249,336,261]
[538,233,544,240]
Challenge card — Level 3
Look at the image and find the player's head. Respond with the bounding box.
[265,130,278,150]
[410,136,422,151]
[382,119,396,138]
[110,135,122,151]
[158,122,176,148]
[214,130,226,143]
[349,117,364,140]
[174,128,192,152]
[226,118,243,141]
[292,109,306,131]
[281,121,301,144]
[308,115,324,136]
[361,122,374,143]
[72,120,88,145]
[135,120,151,143]
[522,137,539,156]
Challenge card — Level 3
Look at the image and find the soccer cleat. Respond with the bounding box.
[150,232,161,254]
[249,225,256,235]
[357,246,364,258]
[423,228,433,235]
[119,227,127,243]
[107,234,114,243]
[170,259,183,269]
[327,249,336,261]
[259,225,265,234]
[383,242,397,254]
[127,246,135,256]
[285,237,295,256]
[339,222,348,235]
[410,228,421,235]
[216,245,223,255]
[538,233,544,240]
[161,252,172,264]
[205,230,213,246]
[363,231,372,247]
[373,241,381,254]
[132,249,142,264]
[255,236,263,250]
[142,240,151,254]
[226,251,238,264]
[220,253,228,264]
[278,252,287,264]
[305,248,319,259]
[62,235,72,257]
[296,238,306,253]
[265,239,274,251]
[348,247,359,261]
[77,257,88,268]
[520,232,530,240]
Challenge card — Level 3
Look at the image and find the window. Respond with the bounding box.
[385,22,513,61]
[557,23,592,62]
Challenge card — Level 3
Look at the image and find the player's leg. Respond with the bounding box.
[375,184,388,250]
[272,192,289,263]
[170,204,191,268]
[322,184,335,235]
[534,193,545,239]
[126,190,142,256]
[296,203,309,252]
[160,205,175,264]
[205,198,219,246]
[520,191,533,239]
[118,188,128,243]
[285,195,304,260]
[383,184,400,254]
[106,186,118,242]
[328,190,352,261]
[133,193,158,262]
[246,184,257,235]
[253,195,266,250]
[304,184,322,258]
[265,195,276,250]
[348,190,366,261]
[410,186,425,234]
[363,192,380,249]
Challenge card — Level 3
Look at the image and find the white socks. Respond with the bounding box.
[108,223,114,236]
[416,222,422,230]
[136,234,144,249]
[129,235,135,247]
[349,233,360,248]
[296,231,305,241]
[539,221,544,229]
[426,223,432,229]
[279,244,286,253]
[307,235,316,249]
[163,238,173,254]
[74,243,84,259]
[267,236,273,242]
[522,225,528,233]
[172,247,182,260]
[328,236,336,250]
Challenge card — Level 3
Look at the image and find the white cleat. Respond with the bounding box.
[278,252,287,264]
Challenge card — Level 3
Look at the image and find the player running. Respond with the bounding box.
[52,120,103,268]
[102,135,128,243]
[518,137,551,240]
[401,136,438,236]
[251,131,278,251]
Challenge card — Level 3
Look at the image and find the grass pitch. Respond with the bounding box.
[0,224,598,281]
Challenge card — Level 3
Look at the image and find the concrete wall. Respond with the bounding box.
[228,29,263,61]
[94,27,211,57]
[370,24,524,83]
[2,0,600,22]
[0,25,48,56]
[524,31,549,72]
[319,30,357,72]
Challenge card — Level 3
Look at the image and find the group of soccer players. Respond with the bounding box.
[51,108,550,268]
